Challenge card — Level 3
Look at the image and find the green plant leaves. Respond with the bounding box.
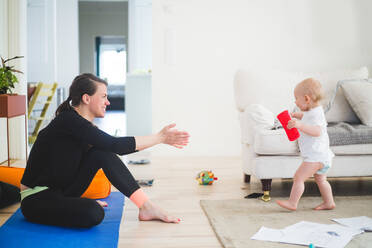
[0,56,23,94]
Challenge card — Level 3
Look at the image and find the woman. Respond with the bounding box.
[20,73,189,228]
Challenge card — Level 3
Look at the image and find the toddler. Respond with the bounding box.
[276,78,335,211]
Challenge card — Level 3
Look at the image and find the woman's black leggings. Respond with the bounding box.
[0,182,20,209]
[20,148,140,228]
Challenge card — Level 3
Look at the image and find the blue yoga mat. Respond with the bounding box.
[0,192,124,248]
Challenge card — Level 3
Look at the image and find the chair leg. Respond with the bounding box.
[244,174,251,183]
[260,179,272,202]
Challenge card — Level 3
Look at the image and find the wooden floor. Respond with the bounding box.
[118,156,247,248]
[1,156,372,247]
[117,157,372,248]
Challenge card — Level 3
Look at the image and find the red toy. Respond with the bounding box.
[277,110,300,141]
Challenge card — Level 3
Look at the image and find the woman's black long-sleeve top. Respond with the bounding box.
[21,109,136,190]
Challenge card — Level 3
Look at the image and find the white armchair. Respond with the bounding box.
[233,67,372,201]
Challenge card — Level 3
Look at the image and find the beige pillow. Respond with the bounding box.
[341,79,372,126]
[318,67,369,123]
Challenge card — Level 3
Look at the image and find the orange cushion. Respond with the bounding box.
[81,169,111,199]
[0,166,111,199]
[0,166,24,188]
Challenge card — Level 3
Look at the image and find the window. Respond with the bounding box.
[96,36,126,85]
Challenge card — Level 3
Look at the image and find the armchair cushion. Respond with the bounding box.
[234,68,296,114]
[316,67,368,123]
[341,79,372,126]
[252,128,372,155]
[240,104,275,144]
[254,129,299,155]
[246,104,275,129]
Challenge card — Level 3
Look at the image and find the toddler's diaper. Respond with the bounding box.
[316,161,332,175]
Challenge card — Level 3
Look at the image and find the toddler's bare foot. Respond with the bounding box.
[96,200,108,207]
[276,200,297,211]
[138,200,180,223]
[314,202,335,210]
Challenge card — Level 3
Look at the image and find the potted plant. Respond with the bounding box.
[0,55,26,119]
[0,55,24,94]
[0,55,27,166]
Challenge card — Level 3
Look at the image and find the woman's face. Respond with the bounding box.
[88,82,110,118]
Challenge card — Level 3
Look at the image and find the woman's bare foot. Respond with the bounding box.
[138,200,180,223]
[314,202,335,210]
[96,200,108,207]
[276,200,297,211]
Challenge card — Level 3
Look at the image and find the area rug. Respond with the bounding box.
[200,196,372,248]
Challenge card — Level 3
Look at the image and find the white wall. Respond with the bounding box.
[56,0,79,95]
[0,0,8,55]
[152,0,372,157]
[27,0,79,118]
[79,1,128,74]
[0,0,28,164]
[128,0,151,73]
[27,0,56,85]
[0,0,9,162]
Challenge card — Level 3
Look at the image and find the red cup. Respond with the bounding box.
[277,110,300,141]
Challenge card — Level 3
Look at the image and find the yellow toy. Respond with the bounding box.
[196,170,218,185]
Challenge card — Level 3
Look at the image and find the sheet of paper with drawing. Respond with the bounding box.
[281,221,362,248]
[251,221,363,248]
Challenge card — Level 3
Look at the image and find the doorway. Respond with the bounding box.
[78,0,128,136]
[96,36,127,111]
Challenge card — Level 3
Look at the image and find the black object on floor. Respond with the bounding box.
[129,159,150,165]
[135,179,154,186]
[245,193,264,199]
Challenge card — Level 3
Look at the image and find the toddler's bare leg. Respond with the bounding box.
[276,162,322,210]
[314,174,335,210]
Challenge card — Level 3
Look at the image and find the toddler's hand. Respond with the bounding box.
[287,119,299,129]
[290,112,301,119]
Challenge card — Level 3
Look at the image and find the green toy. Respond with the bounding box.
[196,170,218,185]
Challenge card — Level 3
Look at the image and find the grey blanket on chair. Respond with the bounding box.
[328,122,372,146]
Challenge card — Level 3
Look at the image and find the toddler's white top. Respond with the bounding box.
[298,106,334,162]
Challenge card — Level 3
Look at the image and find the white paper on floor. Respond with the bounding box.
[251,220,364,248]
[251,227,285,242]
[332,216,372,232]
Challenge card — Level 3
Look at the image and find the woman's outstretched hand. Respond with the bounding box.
[158,123,190,149]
